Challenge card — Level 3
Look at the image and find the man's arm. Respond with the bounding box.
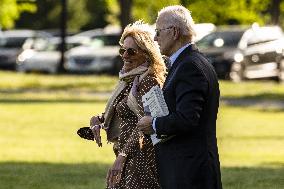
[155,62,208,136]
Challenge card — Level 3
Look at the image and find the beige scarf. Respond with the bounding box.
[103,65,150,130]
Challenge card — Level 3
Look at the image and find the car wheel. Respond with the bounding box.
[229,62,244,82]
[49,67,58,74]
[15,64,26,73]
[110,56,123,75]
[278,59,284,83]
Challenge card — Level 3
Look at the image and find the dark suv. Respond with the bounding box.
[197,25,284,82]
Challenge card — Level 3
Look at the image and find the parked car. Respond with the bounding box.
[196,25,284,81]
[193,23,216,42]
[16,36,89,73]
[73,25,121,40]
[64,27,123,74]
[0,30,51,69]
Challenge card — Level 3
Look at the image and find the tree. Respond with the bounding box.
[114,0,284,28]
[106,0,180,28]
[186,0,271,25]
[183,0,284,27]
[81,0,109,30]
[15,0,108,31]
[118,0,133,30]
[268,0,282,25]
[106,0,134,30]
[133,0,179,24]
[0,0,36,29]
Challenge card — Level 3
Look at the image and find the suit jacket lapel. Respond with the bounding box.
[163,44,198,90]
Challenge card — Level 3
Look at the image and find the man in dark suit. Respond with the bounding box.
[137,5,222,189]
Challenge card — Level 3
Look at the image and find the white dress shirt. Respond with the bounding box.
[152,43,191,132]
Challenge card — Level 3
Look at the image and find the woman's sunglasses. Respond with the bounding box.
[119,47,139,56]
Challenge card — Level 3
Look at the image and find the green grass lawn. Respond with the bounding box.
[0,71,117,92]
[0,71,284,189]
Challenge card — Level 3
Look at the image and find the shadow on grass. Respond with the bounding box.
[0,162,110,189]
[254,93,284,100]
[224,93,284,101]
[0,162,283,189]
[222,94,284,111]
[222,165,284,189]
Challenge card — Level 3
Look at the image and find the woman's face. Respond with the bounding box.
[120,36,147,72]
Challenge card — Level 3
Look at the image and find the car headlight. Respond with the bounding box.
[233,53,244,62]
[18,49,34,62]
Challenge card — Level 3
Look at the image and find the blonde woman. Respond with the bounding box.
[89,21,166,189]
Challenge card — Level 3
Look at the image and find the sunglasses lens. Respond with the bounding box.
[119,48,126,56]
[119,48,137,56]
[127,48,136,56]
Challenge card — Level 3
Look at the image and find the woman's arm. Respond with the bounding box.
[121,75,159,157]
[89,113,104,147]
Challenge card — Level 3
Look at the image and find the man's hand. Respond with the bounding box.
[90,116,102,147]
[137,116,155,135]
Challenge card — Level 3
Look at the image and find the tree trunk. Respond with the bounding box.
[180,0,190,7]
[270,0,281,25]
[59,0,67,73]
[118,0,133,31]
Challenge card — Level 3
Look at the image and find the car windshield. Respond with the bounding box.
[196,31,244,49]
[0,37,28,48]
[90,34,120,46]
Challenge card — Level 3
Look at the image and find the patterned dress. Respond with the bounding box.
[109,74,161,189]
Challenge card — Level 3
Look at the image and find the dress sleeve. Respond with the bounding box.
[120,75,160,158]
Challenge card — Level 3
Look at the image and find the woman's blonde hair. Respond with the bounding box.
[119,21,166,86]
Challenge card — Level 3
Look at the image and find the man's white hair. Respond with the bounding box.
[158,5,196,41]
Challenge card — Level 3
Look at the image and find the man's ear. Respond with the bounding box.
[173,27,180,40]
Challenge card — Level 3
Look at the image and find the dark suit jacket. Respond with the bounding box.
[155,44,222,189]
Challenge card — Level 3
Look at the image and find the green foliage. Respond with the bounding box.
[105,0,180,25]
[0,0,18,29]
[280,1,284,27]
[1,0,284,30]
[82,0,109,30]
[133,0,180,24]
[129,0,280,26]
[15,0,108,31]
[0,0,36,29]
[105,0,120,25]
[186,0,270,25]
[67,0,90,31]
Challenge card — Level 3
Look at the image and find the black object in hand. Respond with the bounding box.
[77,127,94,141]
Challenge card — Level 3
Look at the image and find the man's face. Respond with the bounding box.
[154,17,174,56]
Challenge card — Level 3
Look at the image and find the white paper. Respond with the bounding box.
[142,85,169,145]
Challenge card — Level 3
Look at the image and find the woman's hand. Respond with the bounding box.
[90,116,103,147]
[106,155,127,188]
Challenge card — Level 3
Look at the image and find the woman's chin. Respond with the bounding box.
[124,61,132,64]
[123,63,136,72]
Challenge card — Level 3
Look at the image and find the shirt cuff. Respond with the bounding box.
[152,118,157,132]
